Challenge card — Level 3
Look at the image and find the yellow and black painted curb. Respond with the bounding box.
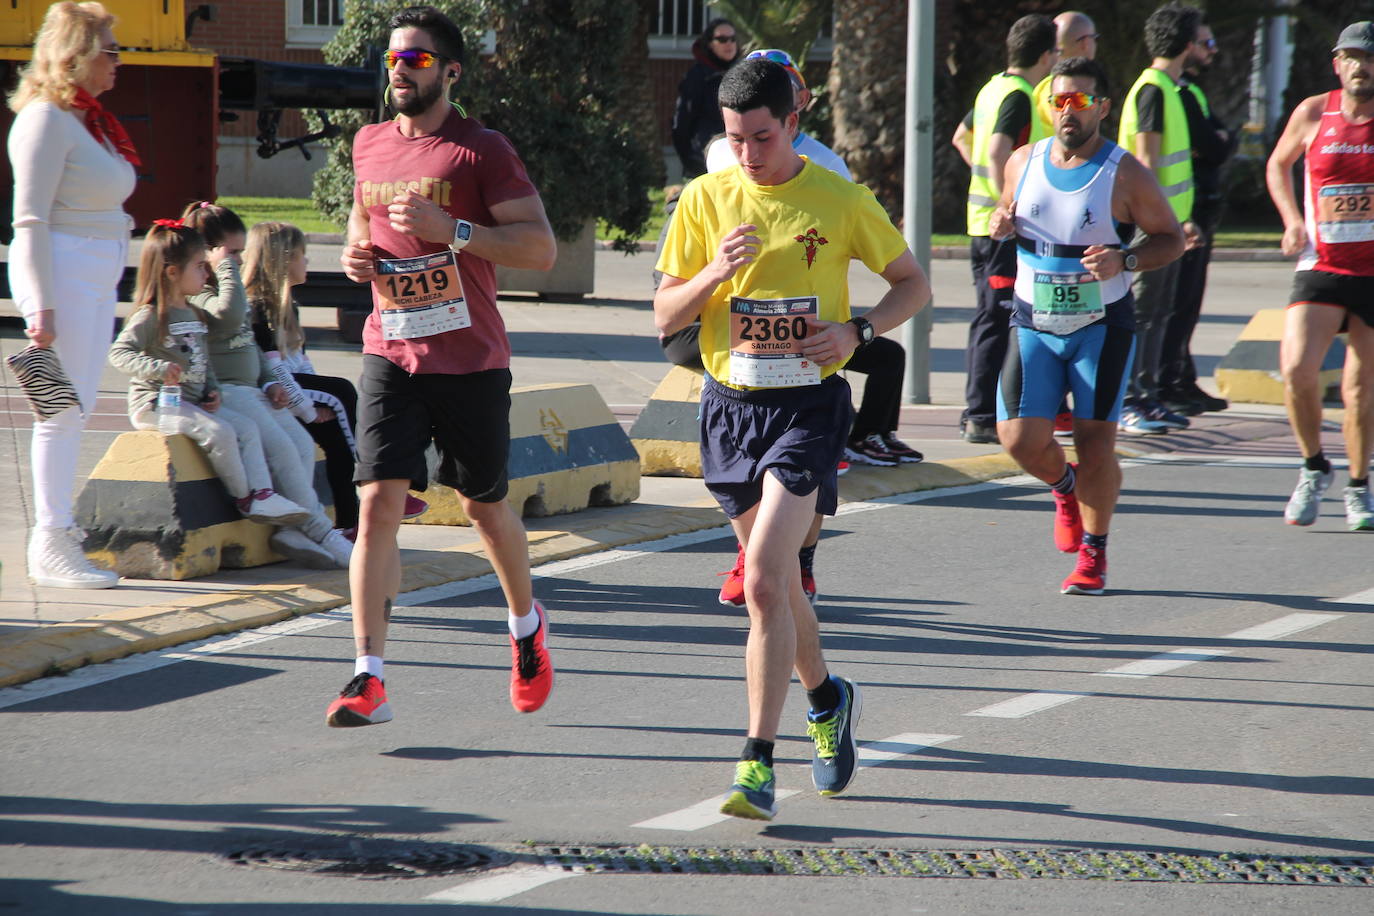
[1215,308,1344,406]
[629,365,705,477]
[0,453,1025,689]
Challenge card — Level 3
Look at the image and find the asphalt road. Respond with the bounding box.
[2,456,1370,914]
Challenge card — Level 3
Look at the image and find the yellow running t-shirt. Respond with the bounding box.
[655,158,908,390]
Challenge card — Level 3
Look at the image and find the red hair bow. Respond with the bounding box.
[151,218,185,230]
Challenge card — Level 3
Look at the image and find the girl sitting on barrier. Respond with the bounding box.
[180,203,352,570]
[244,221,427,537]
[107,221,312,532]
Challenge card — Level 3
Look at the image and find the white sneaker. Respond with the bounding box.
[27,527,118,589]
[1284,468,1333,526]
[1345,485,1374,532]
[238,489,311,527]
[315,528,353,569]
[269,528,336,569]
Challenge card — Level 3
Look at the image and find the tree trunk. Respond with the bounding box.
[625,0,666,187]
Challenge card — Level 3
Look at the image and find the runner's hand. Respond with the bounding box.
[989,201,1016,241]
[799,317,860,368]
[389,190,455,244]
[341,238,376,282]
[1281,222,1307,258]
[1081,245,1124,281]
[202,389,220,412]
[707,224,759,285]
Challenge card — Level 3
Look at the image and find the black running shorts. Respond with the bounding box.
[1289,269,1374,331]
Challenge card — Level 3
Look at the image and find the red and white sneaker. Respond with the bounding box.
[718,543,746,607]
[403,495,429,520]
[836,460,850,477]
[1053,412,1074,437]
[1052,490,1083,553]
[325,672,392,727]
[1061,544,1107,596]
[510,600,554,713]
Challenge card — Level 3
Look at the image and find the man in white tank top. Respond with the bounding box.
[988,58,1184,596]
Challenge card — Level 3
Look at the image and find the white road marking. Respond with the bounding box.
[1225,612,1343,641]
[966,691,1093,718]
[1330,588,1374,606]
[635,733,959,831]
[427,864,578,904]
[1096,613,1342,680]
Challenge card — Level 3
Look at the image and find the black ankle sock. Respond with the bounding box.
[1305,452,1332,474]
[1050,464,1076,495]
[806,676,841,716]
[1351,476,1368,489]
[1083,532,1108,550]
[797,544,817,575]
[740,737,775,767]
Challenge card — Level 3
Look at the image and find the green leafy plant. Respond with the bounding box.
[310,0,653,249]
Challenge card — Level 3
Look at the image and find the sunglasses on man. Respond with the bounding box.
[384,48,446,70]
[1050,91,1100,111]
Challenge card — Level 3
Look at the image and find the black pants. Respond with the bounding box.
[1159,237,1213,393]
[295,372,360,529]
[964,235,1016,426]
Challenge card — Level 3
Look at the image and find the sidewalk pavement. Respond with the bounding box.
[0,248,1318,688]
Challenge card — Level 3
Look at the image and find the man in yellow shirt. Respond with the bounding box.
[655,57,929,822]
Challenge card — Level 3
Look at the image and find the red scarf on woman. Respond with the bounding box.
[70,88,140,168]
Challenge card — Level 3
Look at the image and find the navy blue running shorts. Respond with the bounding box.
[698,374,853,519]
[354,354,511,503]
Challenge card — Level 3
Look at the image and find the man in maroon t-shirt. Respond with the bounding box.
[326,5,558,728]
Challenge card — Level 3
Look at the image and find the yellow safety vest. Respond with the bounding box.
[1118,67,1194,222]
[966,72,1039,236]
[1184,80,1211,118]
[1032,72,1056,144]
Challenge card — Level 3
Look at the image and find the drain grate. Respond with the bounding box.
[536,846,1374,885]
[225,836,511,880]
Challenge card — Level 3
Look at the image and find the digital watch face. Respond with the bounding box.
[456,221,472,242]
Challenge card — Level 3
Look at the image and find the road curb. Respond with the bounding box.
[0,454,1023,689]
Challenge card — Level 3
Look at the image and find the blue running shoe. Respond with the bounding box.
[807,676,862,796]
[720,759,777,821]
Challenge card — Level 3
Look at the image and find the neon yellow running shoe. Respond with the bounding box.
[719,759,777,821]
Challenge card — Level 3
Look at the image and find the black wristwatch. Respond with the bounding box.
[1122,251,1138,272]
[847,316,874,347]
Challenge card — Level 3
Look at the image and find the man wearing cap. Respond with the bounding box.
[1265,20,1374,532]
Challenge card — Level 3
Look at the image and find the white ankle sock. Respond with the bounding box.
[354,655,384,680]
[508,602,540,639]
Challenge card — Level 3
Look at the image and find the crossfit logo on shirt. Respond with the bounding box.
[359,176,453,208]
[794,228,828,268]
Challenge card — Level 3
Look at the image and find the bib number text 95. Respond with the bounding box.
[737,315,808,342]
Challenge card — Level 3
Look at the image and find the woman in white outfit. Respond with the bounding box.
[7,2,135,589]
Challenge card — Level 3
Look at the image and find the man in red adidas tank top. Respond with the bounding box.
[1266,21,1374,532]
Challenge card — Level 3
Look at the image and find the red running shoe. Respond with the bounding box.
[801,568,818,606]
[1061,544,1107,596]
[325,672,392,727]
[403,495,429,520]
[510,600,554,713]
[1052,489,1083,554]
[836,460,850,477]
[718,543,746,607]
[1053,412,1074,437]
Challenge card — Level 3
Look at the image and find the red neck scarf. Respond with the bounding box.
[70,88,141,168]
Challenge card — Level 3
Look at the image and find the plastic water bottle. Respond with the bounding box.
[264,351,315,422]
[157,384,182,435]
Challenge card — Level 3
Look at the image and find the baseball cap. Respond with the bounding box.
[745,48,806,93]
[1332,21,1374,55]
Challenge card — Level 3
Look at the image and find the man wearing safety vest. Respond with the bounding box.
[1116,3,1204,435]
[951,14,1058,445]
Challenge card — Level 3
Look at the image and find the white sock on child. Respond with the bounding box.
[508,603,539,640]
[354,655,384,680]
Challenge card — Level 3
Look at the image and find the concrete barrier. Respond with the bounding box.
[414,382,640,525]
[628,365,704,477]
[1215,308,1344,405]
[75,431,332,580]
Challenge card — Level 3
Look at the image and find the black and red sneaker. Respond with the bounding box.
[402,495,429,520]
[325,672,392,727]
[844,434,898,467]
[510,601,554,713]
[1053,412,1074,437]
[880,433,924,464]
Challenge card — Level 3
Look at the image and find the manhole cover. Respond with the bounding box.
[536,845,1374,885]
[225,836,511,880]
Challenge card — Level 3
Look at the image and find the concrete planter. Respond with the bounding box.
[495,220,595,299]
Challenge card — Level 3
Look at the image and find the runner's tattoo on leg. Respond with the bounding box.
[360,636,373,654]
